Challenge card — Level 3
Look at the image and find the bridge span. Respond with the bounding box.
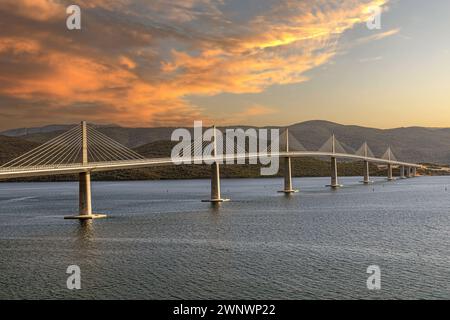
[0,122,423,220]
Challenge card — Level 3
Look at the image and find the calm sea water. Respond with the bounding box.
[0,176,449,300]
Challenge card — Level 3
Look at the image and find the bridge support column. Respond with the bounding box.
[65,121,106,220]
[362,160,372,184]
[79,172,92,215]
[279,157,298,194]
[387,164,394,181]
[412,167,417,177]
[400,166,406,179]
[202,126,229,203]
[278,129,298,194]
[407,167,412,178]
[327,157,342,188]
[202,162,229,203]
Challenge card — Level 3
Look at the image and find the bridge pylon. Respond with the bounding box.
[387,164,394,181]
[363,160,372,184]
[202,126,229,203]
[358,142,373,184]
[278,128,298,194]
[65,121,107,220]
[383,147,396,181]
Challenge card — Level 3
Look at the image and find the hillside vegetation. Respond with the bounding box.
[4,120,450,164]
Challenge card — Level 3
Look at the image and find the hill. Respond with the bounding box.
[2,120,450,164]
[0,136,39,165]
[287,120,450,164]
[0,136,387,181]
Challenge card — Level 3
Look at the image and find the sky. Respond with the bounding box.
[0,0,449,130]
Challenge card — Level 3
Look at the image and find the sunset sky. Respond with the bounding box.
[0,0,449,130]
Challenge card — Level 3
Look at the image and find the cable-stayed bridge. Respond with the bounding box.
[0,122,423,220]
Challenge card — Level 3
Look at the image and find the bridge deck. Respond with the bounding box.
[0,151,423,180]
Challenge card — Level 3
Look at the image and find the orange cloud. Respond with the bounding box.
[119,56,137,69]
[0,37,41,55]
[1,0,63,21]
[0,0,391,129]
[356,28,400,44]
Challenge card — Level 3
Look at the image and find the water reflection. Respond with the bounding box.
[75,220,94,247]
[208,202,222,213]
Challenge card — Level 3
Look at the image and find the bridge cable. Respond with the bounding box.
[10,126,81,167]
[0,125,81,168]
[41,130,82,166]
[86,125,145,161]
[87,128,137,162]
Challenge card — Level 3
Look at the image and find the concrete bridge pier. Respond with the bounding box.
[79,172,92,215]
[279,157,299,194]
[406,167,412,178]
[278,129,298,194]
[362,160,372,184]
[65,121,106,220]
[327,157,342,188]
[202,162,229,202]
[412,167,417,177]
[387,164,394,181]
[203,126,229,203]
[400,165,406,179]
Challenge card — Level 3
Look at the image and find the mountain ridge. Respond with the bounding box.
[3,120,449,137]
